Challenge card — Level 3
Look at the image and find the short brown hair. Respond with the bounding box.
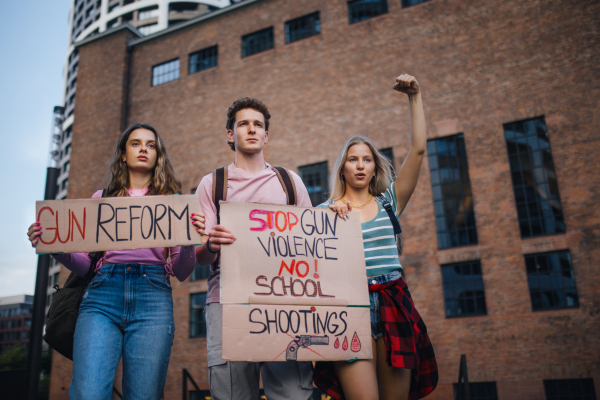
[226,97,271,151]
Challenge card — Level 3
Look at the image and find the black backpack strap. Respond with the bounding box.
[210,168,228,273]
[376,195,402,235]
[271,166,297,206]
[212,167,228,224]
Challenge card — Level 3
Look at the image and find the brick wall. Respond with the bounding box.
[51,0,600,398]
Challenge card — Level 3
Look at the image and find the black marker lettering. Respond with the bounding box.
[96,203,115,242]
[115,207,127,242]
[154,204,167,240]
[168,205,190,240]
[141,206,153,239]
[249,309,266,334]
[324,238,339,260]
[129,206,141,240]
[257,237,271,256]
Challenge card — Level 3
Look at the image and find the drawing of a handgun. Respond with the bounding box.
[286,335,329,361]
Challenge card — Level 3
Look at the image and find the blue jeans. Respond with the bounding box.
[368,269,403,339]
[70,264,174,400]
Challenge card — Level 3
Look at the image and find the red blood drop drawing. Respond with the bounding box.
[311,306,316,312]
[351,332,361,352]
[334,338,339,349]
[342,336,348,351]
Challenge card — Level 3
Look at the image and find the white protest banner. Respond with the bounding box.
[35,194,201,254]
[220,202,372,362]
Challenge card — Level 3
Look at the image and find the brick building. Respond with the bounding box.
[0,295,33,354]
[48,0,600,399]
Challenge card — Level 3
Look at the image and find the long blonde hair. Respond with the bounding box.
[328,136,394,201]
[106,123,182,197]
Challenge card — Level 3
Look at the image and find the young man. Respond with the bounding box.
[195,97,314,400]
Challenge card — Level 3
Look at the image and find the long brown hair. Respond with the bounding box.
[328,135,394,201]
[106,123,182,197]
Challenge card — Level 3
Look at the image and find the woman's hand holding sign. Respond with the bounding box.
[27,222,42,247]
[191,212,206,235]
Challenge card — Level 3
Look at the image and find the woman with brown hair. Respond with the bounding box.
[27,123,204,400]
[314,75,438,400]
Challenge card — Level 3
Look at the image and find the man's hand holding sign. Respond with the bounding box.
[219,202,372,362]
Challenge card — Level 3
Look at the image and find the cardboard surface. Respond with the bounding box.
[222,304,371,362]
[219,202,372,361]
[35,194,201,254]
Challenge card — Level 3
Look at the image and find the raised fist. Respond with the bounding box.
[393,74,420,96]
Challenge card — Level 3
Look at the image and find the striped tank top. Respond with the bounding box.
[319,183,402,277]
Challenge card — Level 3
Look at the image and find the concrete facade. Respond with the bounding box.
[49,0,600,398]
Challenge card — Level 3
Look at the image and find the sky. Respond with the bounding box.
[0,0,71,297]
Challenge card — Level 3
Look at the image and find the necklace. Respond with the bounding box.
[342,194,373,209]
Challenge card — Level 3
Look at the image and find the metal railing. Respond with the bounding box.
[455,354,471,400]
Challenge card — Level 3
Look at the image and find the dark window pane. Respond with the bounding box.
[299,162,329,206]
[191,264,211,281]
[525,250,579,311]
[504,117,565,238]
[189,45,218,74]
[428,134,478,249]
[453,382,499,400]
[348,0,388,23]
[441,261,487,318]
[190,293,207,337]
[242,27,274,58]
[543,379,597,400]
[152,59,180,86]
[285,12,320,44]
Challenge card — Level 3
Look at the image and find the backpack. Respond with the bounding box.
[375,195,402,255]
[210,166,297,273]
[43,189,107,360]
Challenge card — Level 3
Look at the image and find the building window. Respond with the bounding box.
[525,250,578,311]
[190,293,207,337]
[138,23,160,36]
[441,261,487,318]
[108,3,119,13]
[152,59,180,86]
[402,0,431,6]
[191,264,211,281]
[454,382,498,400]
[242,27,274,58]
[544,379,596,400]
[348,0,388,24]
[122,12,133,22]
[138,5,159,20]
[285,12,321,44]
[504,116,565,238]
[427,134,478,249]
[189,46,218,74]
[170,2,199,13]
[299,161,329,206]
[63,161,70,173]
[108,18,120,28]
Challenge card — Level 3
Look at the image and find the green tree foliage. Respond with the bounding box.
[0,344,28,370]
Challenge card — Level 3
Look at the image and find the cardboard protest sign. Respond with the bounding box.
[219,202,372,361]
[35,194,201,254]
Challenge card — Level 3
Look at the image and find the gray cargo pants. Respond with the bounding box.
[206,302,314,400]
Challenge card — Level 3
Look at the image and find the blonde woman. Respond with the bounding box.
[313,75,438,400]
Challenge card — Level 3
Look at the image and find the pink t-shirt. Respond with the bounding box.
[51,188,196,281]
[196,162,312,303]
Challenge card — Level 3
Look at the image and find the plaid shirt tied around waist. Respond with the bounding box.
[313,278,438,400]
